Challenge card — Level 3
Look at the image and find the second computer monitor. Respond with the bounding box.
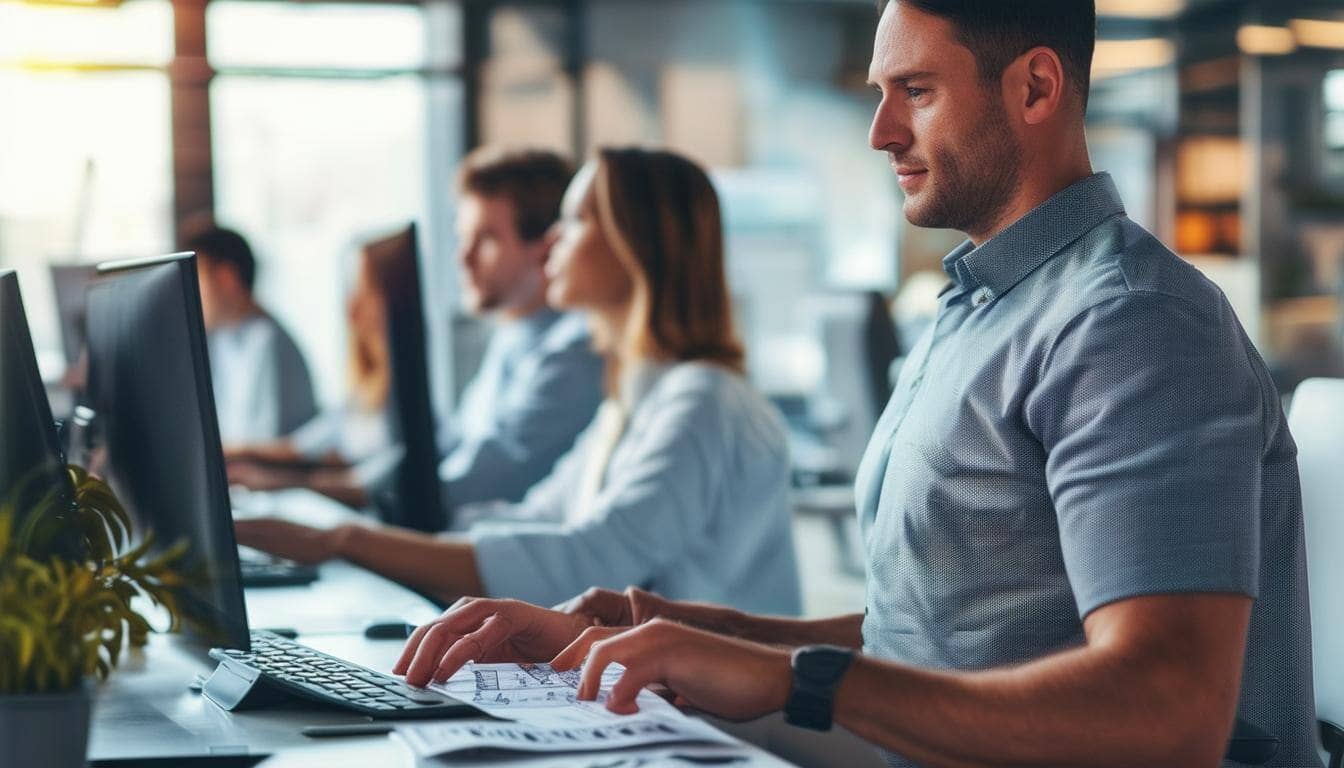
[363,224,444,532]
[83,254,250,650]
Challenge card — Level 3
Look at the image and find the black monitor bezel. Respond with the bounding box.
[88,252,252,651]
[0,270,75,534]
[365,223,444,532]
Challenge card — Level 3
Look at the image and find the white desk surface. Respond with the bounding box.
[88,489,796,767]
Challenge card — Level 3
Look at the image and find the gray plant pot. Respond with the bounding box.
[0,680,91,768]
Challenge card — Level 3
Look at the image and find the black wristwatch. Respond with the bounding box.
[784,645,855,731]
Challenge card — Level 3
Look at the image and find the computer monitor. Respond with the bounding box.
[49,263,96,368]
[0,270,77,558]
[362,224,444,532]
[83,253,251,650]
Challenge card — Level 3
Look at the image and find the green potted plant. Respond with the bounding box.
[0,465,187,768]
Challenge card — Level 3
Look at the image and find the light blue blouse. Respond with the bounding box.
[469,361,802,616]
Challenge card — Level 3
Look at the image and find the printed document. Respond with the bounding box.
[394,663,741,757]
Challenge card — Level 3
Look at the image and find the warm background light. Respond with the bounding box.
[1238,25,1297,56]
[1177,137,1246,205]
[1096,0,1186,18]
[1291,18,1344,50]
[1092,38,1177,80]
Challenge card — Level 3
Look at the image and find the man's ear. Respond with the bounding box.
[217,263,246,295]
[1010,46,1068,126]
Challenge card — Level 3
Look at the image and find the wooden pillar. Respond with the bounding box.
[170,0,215,242]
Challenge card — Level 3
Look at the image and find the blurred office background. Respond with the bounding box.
[6,0,1344,614]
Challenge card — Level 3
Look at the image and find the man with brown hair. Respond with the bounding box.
[229,147,603,518]
[433,147,603,513]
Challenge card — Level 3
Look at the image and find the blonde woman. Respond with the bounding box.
[235,148,802,617]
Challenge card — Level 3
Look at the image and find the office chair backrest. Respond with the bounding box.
[1286,378,1344,736]
[863,291,901,417]
[812,292,900,476]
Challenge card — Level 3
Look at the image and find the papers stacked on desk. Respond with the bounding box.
[393,663,739,757]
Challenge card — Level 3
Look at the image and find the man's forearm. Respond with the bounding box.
[333,524,485,605]
[831,646,1229,768]
[663,602,864,649]
[828,595,1251,768]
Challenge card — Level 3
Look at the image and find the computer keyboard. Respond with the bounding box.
[237,555,320,587]
[205,630,481,719]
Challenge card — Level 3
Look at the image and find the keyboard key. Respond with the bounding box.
[382,684,440,701]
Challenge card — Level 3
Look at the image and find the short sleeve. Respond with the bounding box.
[1024,291,1264,618]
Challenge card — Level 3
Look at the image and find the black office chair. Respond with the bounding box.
[1321,721,1344,768]
[787,292,902,577]
[1225,718,1279,765]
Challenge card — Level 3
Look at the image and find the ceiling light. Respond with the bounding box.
[1291,18,1344,49]
[1096,0,1185,19]
[1237,25,1297,55]
[19,0,121,6]
[1092,38,1176,79]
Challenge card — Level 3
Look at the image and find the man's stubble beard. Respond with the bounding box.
[905,97,1022,238]
[462,283,496,315]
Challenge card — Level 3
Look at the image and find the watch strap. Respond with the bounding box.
[784,645,855,731]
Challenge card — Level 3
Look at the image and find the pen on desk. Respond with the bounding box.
[301,723,395,738]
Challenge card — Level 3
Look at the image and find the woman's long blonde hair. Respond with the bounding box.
[346,230,420,410]
[591,147,744,374]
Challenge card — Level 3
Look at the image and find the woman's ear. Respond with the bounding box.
[536,223,562,269]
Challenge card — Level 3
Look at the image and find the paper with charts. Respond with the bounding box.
[396,662,740,756]
[431,662,680,725]
[393,714,738,758]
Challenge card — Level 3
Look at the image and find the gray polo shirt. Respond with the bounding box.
[856,173,1319,767]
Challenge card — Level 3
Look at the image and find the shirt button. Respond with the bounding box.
[973,289,992,307]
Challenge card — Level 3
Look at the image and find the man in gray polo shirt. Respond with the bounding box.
[393,1,1320,765]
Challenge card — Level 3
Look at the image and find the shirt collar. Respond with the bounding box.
[515,306,562,343]
[492,306,562,351]
[940,172,1126,300]
[616,361,672,414]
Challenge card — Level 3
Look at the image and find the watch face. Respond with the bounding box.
[795,646,854,686]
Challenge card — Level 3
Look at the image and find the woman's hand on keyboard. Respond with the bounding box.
[233,518,349,565]
[393,598,593,688]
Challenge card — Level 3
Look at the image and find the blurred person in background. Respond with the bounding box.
[232,147,802,617]
[225,238,414,507]
[184,221,318,446]
[227,148,604,520]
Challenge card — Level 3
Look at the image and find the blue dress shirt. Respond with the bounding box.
[470,361,803,616]
[436,308,603,511]
[856,173,1318,767]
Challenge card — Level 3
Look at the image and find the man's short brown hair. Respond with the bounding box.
[456,147,575,242]
[881,0,1096,110]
